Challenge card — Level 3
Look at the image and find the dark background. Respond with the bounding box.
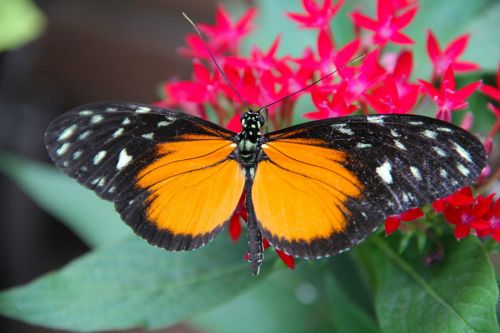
[0,1,218,332]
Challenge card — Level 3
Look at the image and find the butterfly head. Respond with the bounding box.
[240,110,265,142]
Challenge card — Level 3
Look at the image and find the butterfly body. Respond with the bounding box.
[45,102,486,275]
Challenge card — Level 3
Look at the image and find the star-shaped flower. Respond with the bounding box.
[351,0,417,46]
[427,30,480,79]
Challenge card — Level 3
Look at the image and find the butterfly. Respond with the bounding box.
[45,102,486,275]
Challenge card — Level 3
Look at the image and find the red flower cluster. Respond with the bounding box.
[433,188,500,241]
[159,0,498,267]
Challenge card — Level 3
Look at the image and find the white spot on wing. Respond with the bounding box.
[437,127,453,133]
[376,161,393,184]
[356,143,371,149]
[390,129,400,137]
[97,177,106,187]
[56,143,71,156]
[58,124,78,141]
[117,149,133,170]
[122,117,131,125]
[141,133,154,140]
[331,123,354,135]
[402,192,409,202]
[422,129,437,139]
[453,142,472,162]
[410,166,422,180]
[91,115,104,124]
[93,150,107,165]
[78,130,91,141]
[136,106,151,113]
[73,150,82,160]
[106,107,117,112]
[457,163,470,176]
[367,115,384,124]
[409,121,424,125]
[433,147,446,157]
[79,110,93,116]
[394,140,406,150]
[440,168,448,177]
[157,121,171,127]
[166,116,176,122]
[112,128,124,138]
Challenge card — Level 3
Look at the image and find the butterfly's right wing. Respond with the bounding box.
[252,114,486,259]
[45,102,245,250]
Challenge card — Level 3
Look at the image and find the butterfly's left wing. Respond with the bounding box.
[45,102,245,251]
[252,114,486,258]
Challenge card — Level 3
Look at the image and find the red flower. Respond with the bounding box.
[287,0,345,31]
[485,199,500,241]
[344,50,386,104]
[480,63,500,100]
[443,193,494,239]
[427,31,480,79]
[312,30,360,77]
[164,61,233,106]
[351,0,417,46]
[419,65,481,122]
[480,62,500,139]
[305,82,357,119]
[432,187,476,212]
[364,74,418,114]
[181,6,257,58]
[228,194,247,241]
[385,207,424,235]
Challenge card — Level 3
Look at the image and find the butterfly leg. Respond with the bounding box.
[245,181,264,276]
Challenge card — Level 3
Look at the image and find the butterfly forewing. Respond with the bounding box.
[45,102,245,250]
[253,114,486,258]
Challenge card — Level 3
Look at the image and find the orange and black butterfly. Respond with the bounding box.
[45,102,486,275]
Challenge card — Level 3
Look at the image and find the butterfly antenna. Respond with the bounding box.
[258,54,366,111]
[182,12,253,112]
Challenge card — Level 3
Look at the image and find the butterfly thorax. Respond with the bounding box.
[236,111,265,167]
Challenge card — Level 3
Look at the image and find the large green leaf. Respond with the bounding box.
[0,236,273,332]
[0,0,45,52]
[193,255,380,333]
[193,264,335,333]
[355,235,499,333]
[0,151,130,247]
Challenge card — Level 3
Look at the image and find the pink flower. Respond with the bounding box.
[364,74,418,114]
[419,65,481,122]
[343,50,386,104]
[312,30,361,76]
[351,0,417,46]
[305,82,357,119]
[427,31,480,79]
[181,6,257,58]
[287,0,345,31]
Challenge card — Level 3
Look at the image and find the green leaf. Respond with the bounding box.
[355,235,499,333]
[193,264,335,333]
[462,2,500,72]
[0,236,274,332]
[325,275,380,333]
[0,0,45,52]
[0,151,130,247]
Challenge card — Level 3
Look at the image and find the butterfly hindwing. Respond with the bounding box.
[252,114,486,258]
[45,102,245,250]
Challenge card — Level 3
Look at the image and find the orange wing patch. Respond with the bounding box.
[136,136,244,237]
[252,140,363,243]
